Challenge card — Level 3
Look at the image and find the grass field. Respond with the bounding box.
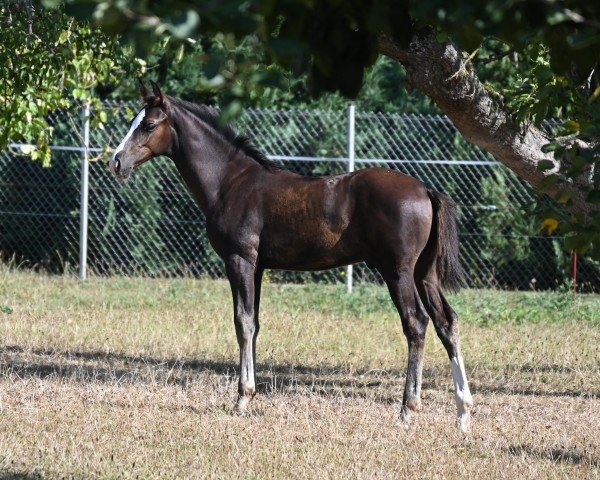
[0,269,599,479]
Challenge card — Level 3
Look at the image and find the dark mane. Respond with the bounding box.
[171,98,283,172]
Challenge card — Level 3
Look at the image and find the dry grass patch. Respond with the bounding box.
[0,270,599,478]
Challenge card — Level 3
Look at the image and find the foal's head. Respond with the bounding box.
[110,80,175,181]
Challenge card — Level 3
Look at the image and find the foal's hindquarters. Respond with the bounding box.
[352,172,473,433]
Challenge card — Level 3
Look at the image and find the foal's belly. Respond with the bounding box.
[259,233,361,270]
[258,227,361,271]
[257,180,361,270]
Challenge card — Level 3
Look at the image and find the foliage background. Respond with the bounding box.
[2,103,598,291]
[1,2,598,289]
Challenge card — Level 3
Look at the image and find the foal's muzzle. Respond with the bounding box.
[111,153,122,175]
[110,152,132,181]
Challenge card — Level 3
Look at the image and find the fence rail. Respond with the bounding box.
[1,102,598,291]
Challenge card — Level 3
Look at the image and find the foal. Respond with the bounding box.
[109,81,474,432]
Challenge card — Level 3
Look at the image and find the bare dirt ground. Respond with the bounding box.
[0,271,598,479]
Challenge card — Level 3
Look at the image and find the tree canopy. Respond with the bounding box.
[2,0,599,256]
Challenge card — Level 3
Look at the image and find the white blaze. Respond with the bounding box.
[112,109,146,160]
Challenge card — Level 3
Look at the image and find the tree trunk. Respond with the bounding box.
[378,30,596,218]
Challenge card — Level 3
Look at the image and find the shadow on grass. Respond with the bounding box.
[472,384,598,399]
[470,361,600,399]
[1,345,597,402]
[517,364,582,374]
[0,472,45,480]
[505,444,600,468]
[0,344,402,404]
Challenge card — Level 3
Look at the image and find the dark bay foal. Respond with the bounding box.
[109,81,473,432]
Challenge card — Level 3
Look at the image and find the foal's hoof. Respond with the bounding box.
[235,395,251,415]
[458,412,472,435]
[398,406,414,430]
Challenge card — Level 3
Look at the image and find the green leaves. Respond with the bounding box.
[470,34,599,257]
[407,2,599,255]
[499,42,574,128]
[537,160,555,171]
[412,1,600,78]
[0,4,133,165]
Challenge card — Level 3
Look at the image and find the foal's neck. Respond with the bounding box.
[170,105,257,213]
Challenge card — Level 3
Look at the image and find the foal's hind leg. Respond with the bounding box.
[417,275,473,433]
[380,266,430,422]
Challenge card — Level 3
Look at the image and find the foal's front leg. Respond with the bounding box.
[226,254,258,414]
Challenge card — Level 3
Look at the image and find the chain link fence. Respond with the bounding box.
[2,102,598,291]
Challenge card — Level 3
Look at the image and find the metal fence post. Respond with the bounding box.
[346,104,355,293]
[79,103,90,280]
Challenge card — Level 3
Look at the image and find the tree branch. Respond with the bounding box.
[378,30,597,217]
[479,48,515,65]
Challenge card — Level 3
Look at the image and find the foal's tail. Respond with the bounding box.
[426,188,465,291]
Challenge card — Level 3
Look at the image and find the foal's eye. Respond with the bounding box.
[144,122,157,132]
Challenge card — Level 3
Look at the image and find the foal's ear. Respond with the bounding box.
[150,80,164,105]
[138,78,151,103]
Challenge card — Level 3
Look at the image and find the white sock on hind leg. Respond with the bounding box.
[450,355,473,431]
